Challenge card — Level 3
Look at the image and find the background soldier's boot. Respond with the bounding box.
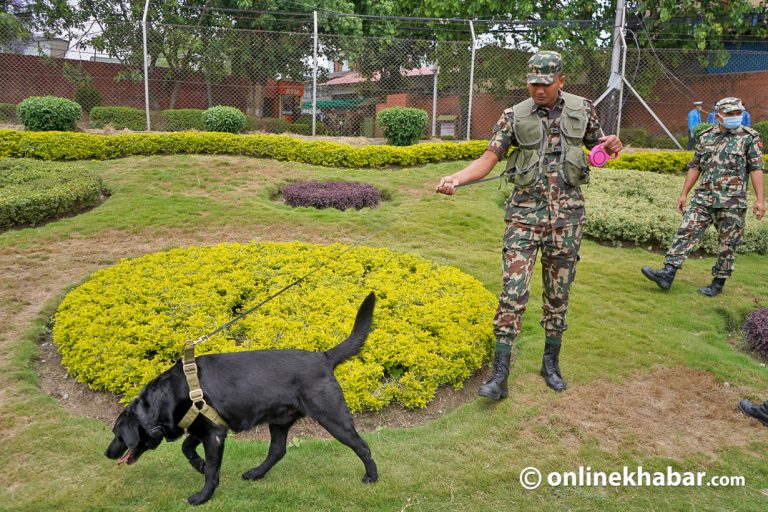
[698,277,725,297]
[540,344,567,391]
[641,264,677,290]
[738,399,768,427]
[478,351,511,400]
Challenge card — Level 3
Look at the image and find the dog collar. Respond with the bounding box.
[178,343,231,431]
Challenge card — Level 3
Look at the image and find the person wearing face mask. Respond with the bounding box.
[435,51,622,396]
[641,97,765,296]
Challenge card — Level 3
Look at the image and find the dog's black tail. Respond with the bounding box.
[325,292,376,367]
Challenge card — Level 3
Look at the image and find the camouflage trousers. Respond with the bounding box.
[664,203,745,278]
[493,221,583,346]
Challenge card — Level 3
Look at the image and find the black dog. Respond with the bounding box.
[105,292,377,505]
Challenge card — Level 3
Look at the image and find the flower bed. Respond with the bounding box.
[53,242,496,411]
[283,181,380,210]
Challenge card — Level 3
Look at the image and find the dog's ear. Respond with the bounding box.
[135,381,183,440]
[116,406,141,448]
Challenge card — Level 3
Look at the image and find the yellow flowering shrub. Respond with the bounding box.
[53,242,496,411]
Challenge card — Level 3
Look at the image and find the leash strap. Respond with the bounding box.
[178,342,230,430]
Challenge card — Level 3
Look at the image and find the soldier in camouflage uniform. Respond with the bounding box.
[436,51,622,397]
[642,97,765,296]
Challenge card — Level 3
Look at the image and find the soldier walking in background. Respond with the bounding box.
[642,97,765,297]
[435,51,622,396]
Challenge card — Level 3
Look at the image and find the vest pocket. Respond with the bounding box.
[563,146,590,186]
[506,149,540,187]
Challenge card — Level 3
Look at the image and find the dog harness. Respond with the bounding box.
[178,343,231,430]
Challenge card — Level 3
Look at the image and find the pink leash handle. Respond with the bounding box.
[588,144,619,167]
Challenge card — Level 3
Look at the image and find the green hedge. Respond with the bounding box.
[585,167,768,254]
[160,109,205,131]
[753,121,768,143]
[246,116,289,134]
[0,158,110,228]
[287,122,327,136]
[0,129,488,167]
[605,151,694,174]
[0,103,17,123]
[90,106,147,131]
[17,96,82,132]
[52,242,496,410]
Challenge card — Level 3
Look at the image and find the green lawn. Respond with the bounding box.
[1,154,767,511]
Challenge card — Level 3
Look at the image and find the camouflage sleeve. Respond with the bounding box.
[486,109,516,161]
[747,132,764,173]
[687,138,703,170]
[583,99,603,149]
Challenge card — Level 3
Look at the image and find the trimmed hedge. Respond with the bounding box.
[753,121,768,144]
[246,116,289,134]
[90,106,147,131]
[287,122,327,135]
[0,129,488,167]
[0,158,110,228]
[52,242,497,410]
[160,109,205,131]
[378,107,429,146]
[584,167,768,254]
[605,151,693,174]
[283,181,380,210]
[0,103,17,123]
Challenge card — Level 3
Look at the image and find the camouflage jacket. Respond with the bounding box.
[690,125,764,209]
[486,91,603,227]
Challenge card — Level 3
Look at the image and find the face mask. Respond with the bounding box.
[719,116,742,130]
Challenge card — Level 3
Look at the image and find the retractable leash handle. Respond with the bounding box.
[588,144,620,167]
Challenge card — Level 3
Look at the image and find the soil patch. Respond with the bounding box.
[522,366,766,458]
[34,337,490,440]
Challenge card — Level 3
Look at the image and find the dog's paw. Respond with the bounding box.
[187,491,212,506]
[362,474,378,484]
[242,468,267,481]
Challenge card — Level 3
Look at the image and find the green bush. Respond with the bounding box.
[202,105,247,134]
[90,106,146,131]
[52,242,496,410]
[360,117,375,138]
[245,116,289,134]
[16,96,82,131]
[0,129,489,166]
[693,122,717,141]
[378,107,429,146]
[0,103,17,123]
[74,84,102,113]
[606,151,693,174]
[619,127,648,148]
[160,109,204,131]
[753,121,768,143]
[584,167,768,254]
[0,158,110,228]
[287,122,326,135]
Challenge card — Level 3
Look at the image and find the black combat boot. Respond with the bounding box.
[641,264,678,290]
[698,277,725,297]
[478,351,511,400]
[540,344,567,391]
[738,400,768,427]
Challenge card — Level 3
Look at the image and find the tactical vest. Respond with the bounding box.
[505,91,591,188]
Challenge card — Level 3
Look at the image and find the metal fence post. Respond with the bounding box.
[466,20,476,141]
[431,61,438,138]
[142,0,151,131]
[312,10,318,137]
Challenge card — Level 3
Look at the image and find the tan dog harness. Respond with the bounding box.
[178,343,230,430]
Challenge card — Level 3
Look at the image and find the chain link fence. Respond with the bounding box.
[2,11,768,147]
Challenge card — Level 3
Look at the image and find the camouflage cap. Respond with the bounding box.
[527,51,562,85]
[715,97,744,113]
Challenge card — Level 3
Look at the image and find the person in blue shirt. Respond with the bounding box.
[706,108,716,124]
[687,101,704,149]
[742,108,752,127]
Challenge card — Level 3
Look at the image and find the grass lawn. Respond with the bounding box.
[0,154,767,511]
